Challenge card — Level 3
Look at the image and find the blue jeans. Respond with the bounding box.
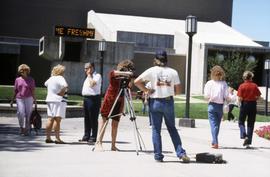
[149,97,186,161]
[83,95,101,140]
[208,102,223,145]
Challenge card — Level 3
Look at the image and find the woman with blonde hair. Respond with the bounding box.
[10,64,37,136]
[204,65,229,149]
[44,64,68,144]
[237,71,261,147]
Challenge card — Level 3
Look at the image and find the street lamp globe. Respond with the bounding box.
[264,59,270,70]
[247,55,255,63]
[185,15,197,36]
[98,39,106,52]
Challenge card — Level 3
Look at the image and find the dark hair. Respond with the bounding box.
[90,62,95,70]
[85,62,95,70]
[155,50,167,65]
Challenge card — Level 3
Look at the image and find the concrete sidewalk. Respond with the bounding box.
[0,116,270,177]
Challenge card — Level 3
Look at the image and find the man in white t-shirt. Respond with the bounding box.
[134,50,190,163]
[80,62,102,142]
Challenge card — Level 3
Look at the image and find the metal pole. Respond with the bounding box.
[100,51,104,94]
[266,70,269,116]
[184,34,193,118]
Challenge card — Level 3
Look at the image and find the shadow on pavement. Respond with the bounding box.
[219,146,259,150]
[0,124,57,152]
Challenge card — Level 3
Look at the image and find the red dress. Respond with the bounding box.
[100,70,124,120]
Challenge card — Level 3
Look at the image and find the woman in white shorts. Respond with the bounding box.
[44,64,68,144]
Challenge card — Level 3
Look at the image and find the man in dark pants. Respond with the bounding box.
[80,62,102,142]
[237,71,261,148]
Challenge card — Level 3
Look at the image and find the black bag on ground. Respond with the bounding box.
[30,105,42,129]
[196,152,224,163]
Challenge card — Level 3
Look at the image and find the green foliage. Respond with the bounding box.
[0,86,14,100]
[133,100,270,122]
[207,52,257,89]
[0,85,83,102]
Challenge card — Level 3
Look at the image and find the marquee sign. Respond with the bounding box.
[54,26,95,38]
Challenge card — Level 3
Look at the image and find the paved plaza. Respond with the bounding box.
[0,116,270,177]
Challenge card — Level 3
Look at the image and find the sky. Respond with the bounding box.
[232,0,270,44]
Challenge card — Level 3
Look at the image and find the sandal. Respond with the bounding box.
[45,139,54,143]
[55,140,66,144]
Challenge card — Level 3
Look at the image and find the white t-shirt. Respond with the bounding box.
[81,72,102,96]
[204,80,228,104]
[45,75,68,102]
[137,66,180,98]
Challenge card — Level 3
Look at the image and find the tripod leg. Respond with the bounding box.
[134,120,146,151]
[93,119,109,152]
[124,88,147,155]
[132,122,139,155]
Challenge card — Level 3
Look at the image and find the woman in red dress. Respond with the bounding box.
[97,60,134,151]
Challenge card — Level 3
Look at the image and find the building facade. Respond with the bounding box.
[5,0,267,95]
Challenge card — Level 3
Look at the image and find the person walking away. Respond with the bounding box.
[134,50,190,163]
[237,71,261,148]
[204,65,229,149]
[44,64,68,144]
[227,87,238,121]
[10,64,37,136]
[80,62,102,143]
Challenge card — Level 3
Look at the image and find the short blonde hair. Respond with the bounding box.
[242,71,254,81]
[210,65,225,81]
[51,64,65,76]
[18,64,30,75]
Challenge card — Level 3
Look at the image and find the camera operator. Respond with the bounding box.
[96,59,135,151]
[134,50,190,163]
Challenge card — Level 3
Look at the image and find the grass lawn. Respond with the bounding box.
[0,85,83,101]
[133,100,270,122]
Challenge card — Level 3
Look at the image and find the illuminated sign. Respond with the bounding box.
[54,26,95,38]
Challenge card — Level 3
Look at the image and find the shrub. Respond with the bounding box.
[207,52,257,89]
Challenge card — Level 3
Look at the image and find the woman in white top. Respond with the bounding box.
[204,65,229,149]
[44,64,68,144]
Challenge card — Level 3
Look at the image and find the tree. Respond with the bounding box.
[207,52,257,89]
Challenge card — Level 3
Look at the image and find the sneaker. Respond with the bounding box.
[180,154,190,163]
[155,159,163,163]
[211,144,219,149]
[79,137,89,142]
[243,138,250,147]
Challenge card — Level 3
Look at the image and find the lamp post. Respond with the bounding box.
[179,15,197,128]
[98,39,106,94]
[264,59,270,116]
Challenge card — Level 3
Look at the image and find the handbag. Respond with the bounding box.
[196,152,225,163]
[30,105,42,129]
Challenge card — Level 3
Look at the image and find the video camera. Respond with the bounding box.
[115,67,134,88]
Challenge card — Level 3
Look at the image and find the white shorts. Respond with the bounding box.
[47,102,67,118]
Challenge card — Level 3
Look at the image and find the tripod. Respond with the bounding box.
[93,79,145,155]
